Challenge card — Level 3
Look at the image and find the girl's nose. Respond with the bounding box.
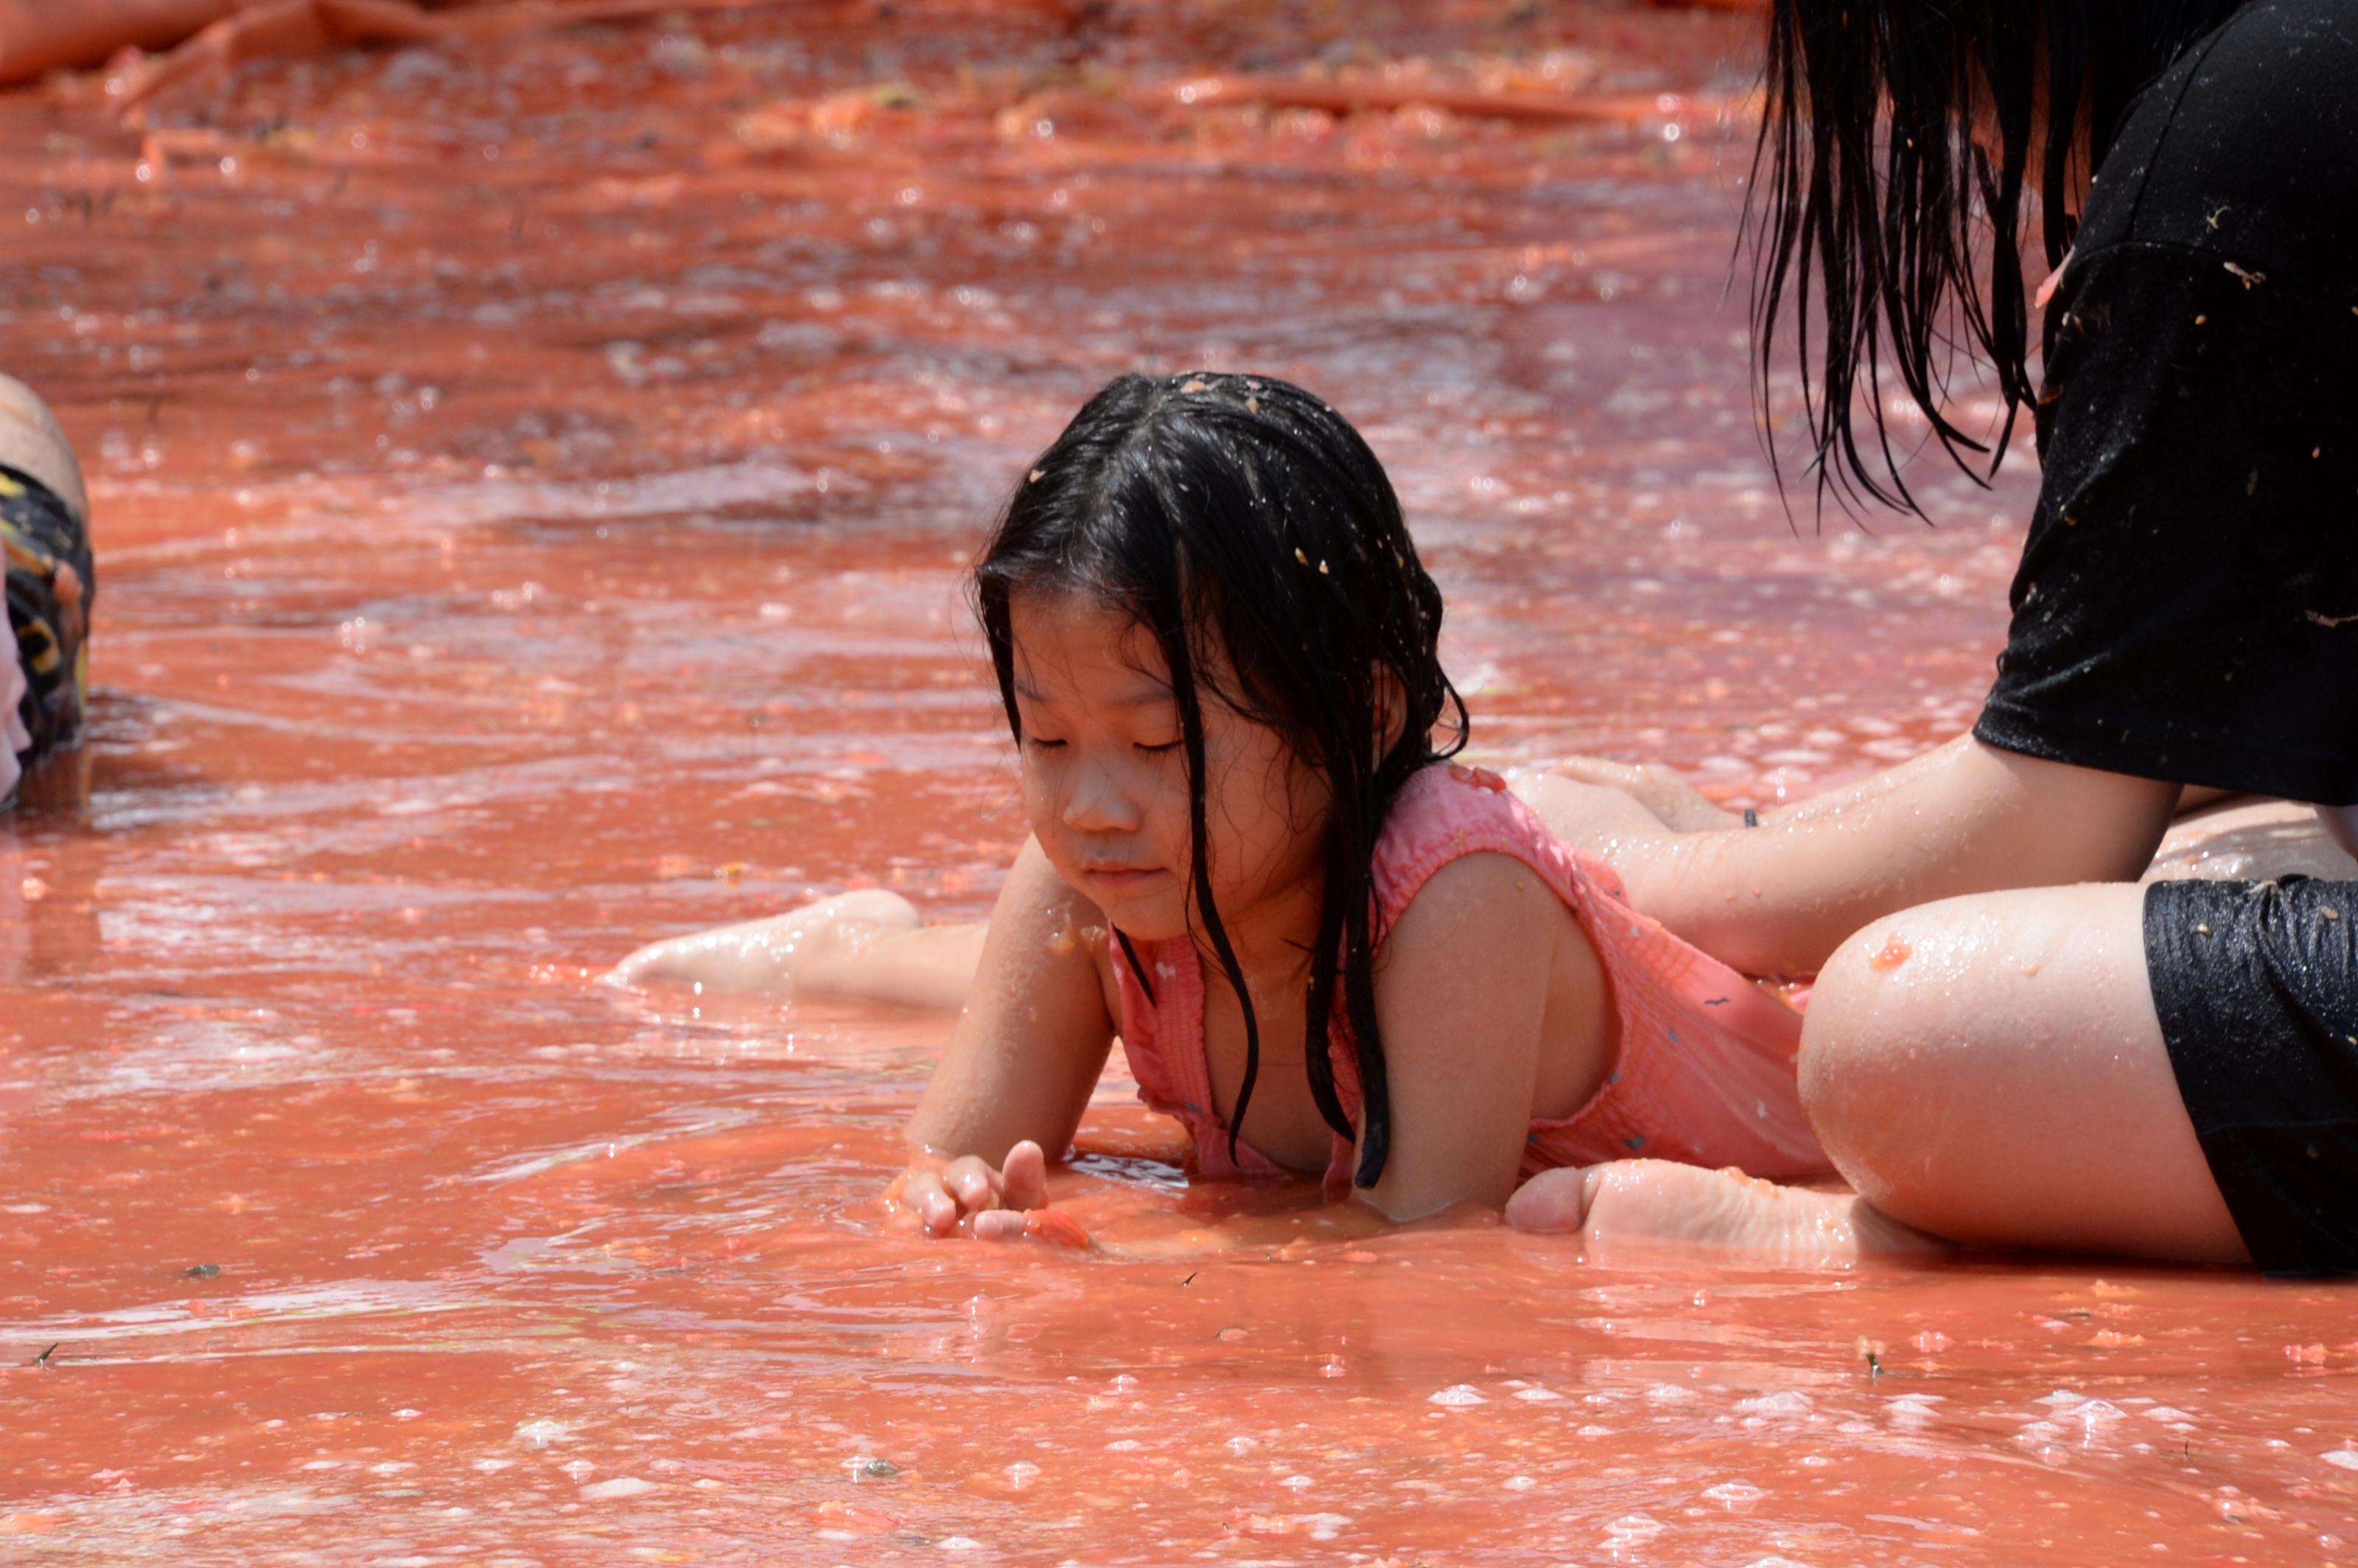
[1060,761,1141,834]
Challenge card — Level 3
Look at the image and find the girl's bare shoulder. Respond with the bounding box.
[1379,850,1584,984]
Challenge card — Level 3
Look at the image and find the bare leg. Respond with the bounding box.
[1798,883,2245,1262]
[1511,883,2248,1266]
[604,889,987,1011]
[2144,797,2358,884]
[103,0,824,115]
[118,0,449,113]
[0,1,253,87]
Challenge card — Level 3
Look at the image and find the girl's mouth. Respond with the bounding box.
[1082,863,1165,892]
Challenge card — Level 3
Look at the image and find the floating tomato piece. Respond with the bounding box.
[803,1501,898,1533]
[1023,1207,1094,1250]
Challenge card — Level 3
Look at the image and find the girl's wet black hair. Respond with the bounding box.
[1752,0,2247,514]
[976,372,1466,1188]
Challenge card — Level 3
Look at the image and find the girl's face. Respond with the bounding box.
[1007,588,1328,948]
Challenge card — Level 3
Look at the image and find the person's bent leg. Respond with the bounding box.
[606,889,987,1010]
[2144,797,2358,885]
[1799,883,2248,1264]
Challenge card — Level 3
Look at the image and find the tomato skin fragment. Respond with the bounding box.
[803,1502,898,1533]
[1024,1207,1094,1250]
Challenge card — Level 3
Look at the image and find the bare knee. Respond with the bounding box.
[1797,884,2193,1251]
[1797,917,1956,1220]
[1797,895,2077,1230]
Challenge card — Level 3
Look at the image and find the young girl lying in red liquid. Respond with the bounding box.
[614,372,1834,1232]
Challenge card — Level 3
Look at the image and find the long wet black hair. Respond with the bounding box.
[975,372,1466,1188]
[1752,0,2249,512]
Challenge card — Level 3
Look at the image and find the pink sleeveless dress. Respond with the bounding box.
[1110,763,1828,1198]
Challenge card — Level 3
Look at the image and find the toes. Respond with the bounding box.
[1503,1167,1597,1233]
[1547,757,1632,786]
[1568,1161,1886,1269]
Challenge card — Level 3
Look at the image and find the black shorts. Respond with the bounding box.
[2145,876,2358,1275]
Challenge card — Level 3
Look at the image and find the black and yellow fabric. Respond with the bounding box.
[2,461,94,777]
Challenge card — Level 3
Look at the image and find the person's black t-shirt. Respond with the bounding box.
[1973,0,2358,804]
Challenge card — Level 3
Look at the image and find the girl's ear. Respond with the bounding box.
[1371,665,1409,769]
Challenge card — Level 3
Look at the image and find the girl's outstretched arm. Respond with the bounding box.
[896,838,1116,1236]
[1520,735,2178,978]
[1353,852,1579,1222]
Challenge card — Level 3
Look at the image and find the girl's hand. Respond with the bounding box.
[891,1140,1050,1240]
[1538,757,1746,833]
[1507,768,1686,869]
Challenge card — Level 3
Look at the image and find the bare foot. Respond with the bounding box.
[1505,1160,1947,1270]
[605,889,924,997]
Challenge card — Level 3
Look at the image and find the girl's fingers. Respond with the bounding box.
[1552,755,1692,802]
[1549,756,1646,790]
[895,1168,961,1235]
[999,1140,1049,1210]
[971,1208,1028,1242]
[944,1155,1002,1214]
[897,1149,1058,1242]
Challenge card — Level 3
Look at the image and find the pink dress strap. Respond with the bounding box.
[1110,764,1827,1194]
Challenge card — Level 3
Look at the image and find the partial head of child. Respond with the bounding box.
[973,371,1465,1186]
